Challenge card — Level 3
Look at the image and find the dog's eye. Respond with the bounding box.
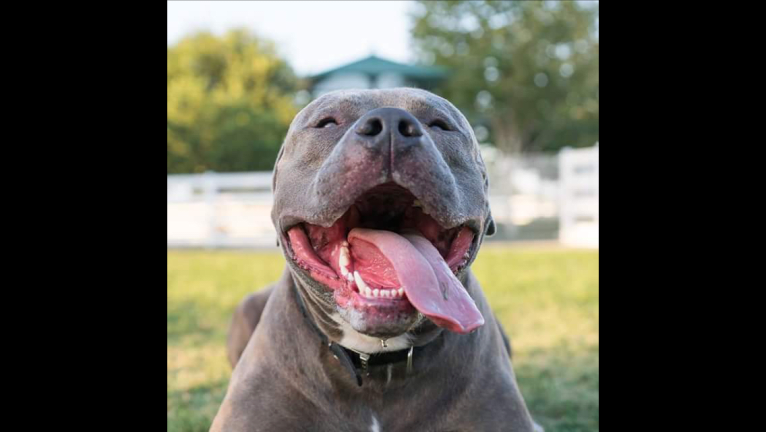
[428,119,452,131]
[315,118,338,128]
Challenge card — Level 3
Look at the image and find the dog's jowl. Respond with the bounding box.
[211,89,541,432]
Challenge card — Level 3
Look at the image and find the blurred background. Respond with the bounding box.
[167,1,598,431]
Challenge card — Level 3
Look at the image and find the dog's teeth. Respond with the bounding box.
[373,289,379,297]
[339,246,353,280]
[354,271,368,292]
[382,289,390,298]
[339,246,350,266]
[365,287,372,297]
[398,288,404,297]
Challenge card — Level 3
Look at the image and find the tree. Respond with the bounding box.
[410,1,599,154]
[167,29,300,173]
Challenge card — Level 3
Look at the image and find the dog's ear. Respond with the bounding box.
[485,212,496,236]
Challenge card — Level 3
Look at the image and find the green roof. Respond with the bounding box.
[310,55,448,82]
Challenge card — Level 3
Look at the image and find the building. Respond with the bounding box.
[307,55,447,97]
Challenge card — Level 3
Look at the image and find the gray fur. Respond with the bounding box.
[211,89,539,432]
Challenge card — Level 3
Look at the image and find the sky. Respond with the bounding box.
[167,1,415,77]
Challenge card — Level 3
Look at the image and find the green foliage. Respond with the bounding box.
[410,1,599,154]
[167,247,599,431]
[167,30,300,173]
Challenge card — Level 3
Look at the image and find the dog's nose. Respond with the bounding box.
[355,107,424,144]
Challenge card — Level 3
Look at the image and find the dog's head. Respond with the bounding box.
[272,88,494,342]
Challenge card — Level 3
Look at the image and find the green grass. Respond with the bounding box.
[167,246,599,432]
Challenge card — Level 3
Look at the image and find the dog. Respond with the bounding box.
[210,88,540,432]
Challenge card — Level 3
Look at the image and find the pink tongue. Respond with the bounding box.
[347,228,484,334]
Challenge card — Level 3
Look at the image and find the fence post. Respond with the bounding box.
[203,171,218,248]
[558,147,571,244]
[593,143,599,227]
[558,145,599,248]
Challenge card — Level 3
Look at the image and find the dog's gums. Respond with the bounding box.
[284,183,484,334]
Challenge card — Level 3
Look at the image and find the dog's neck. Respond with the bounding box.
[329,313,414,353]
[290,273,448,387]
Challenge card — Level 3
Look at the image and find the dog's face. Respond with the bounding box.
[272,88,494,339]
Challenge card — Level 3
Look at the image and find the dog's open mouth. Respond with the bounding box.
[284,183,484,334]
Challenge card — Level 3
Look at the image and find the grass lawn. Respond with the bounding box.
[167,246,598,432]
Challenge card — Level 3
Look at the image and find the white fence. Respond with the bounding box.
[167,146,598,249]
[558,144,599,248]
[482,147,560,229]
[167,171,278,248]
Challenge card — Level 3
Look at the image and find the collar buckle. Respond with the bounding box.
[358,352,371,375]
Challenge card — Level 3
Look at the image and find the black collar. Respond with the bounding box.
[292,281,429,387]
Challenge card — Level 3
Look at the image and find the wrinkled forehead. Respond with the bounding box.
[293,89,470,129]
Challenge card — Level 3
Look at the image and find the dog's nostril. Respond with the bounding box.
[357,118,383,137]
[398,120,422,138]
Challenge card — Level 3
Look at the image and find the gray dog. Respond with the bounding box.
[210,88,541,432]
